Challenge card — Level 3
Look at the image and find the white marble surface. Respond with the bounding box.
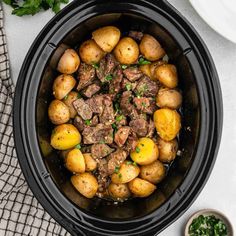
[3,0,236,234]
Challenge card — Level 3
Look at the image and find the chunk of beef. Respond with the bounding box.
[128,31,144,41]
[120,91,138,119]
[86,95,104,114]
[123,67,143,82]
[73,115,85,132]
[107,149,128,174]
[125,131,138,153]
[115,114,128,128]
[77,63,95,91]
[73,98,93,120]
[129,118,148,137]
[133,97,157,114]
[97,158,109,193]
[121,78,138,91]
[96,54,118,83]
[82,124,113,144]
[114,126,131,147]
[146,119,156,138]
[91,144,114,159]
[109,66,123,95]
[90,115,99,126]
[99,94,115,124]
[82,83,101,98]
[135,76,158,97]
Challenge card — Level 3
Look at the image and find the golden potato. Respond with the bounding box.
[71,173,98,198]
[108,183,131,200]
[50,124,81,150]
[111,161,140,184]
[153,108,181,141]
[48,100,70,125]
[150,60,167,80]
[155,64,178,88]
[130,138,159,165]
[39,137,53,157]
[57,49,80,74]
[114,37,139,64]
[65,148,85,173]
[140,160,166,184]
[83,153,97,171]
[139,64,151,77]
[128,178,156,197]
[79,39,104,64]
[139,34,165,61]
[157,137,178,163]
[156,88,182,109]
[92,26,121,52]
[63,91,78,118]
[53,74,76,100]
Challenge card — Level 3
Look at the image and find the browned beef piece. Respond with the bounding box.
[82,83,101,98]
[128,31,144,41]
[99,94,115,124]
[129,118,148,137]
[91,144,114,159]
[86,95,104,114]
[109,66,123,95]
[123,67,143,82]
[77,63,95,91]
[82,124,113,144]
[107,149,128,174]
[97,158,109,192]
[133,97,157,114]
[121,78,138,91]
[96,54,118,83]
[90,115,99,126]
[146,119,156,138]
[115,115,128,128]
[125,131,138,153]
[114,126,131,147]
[135,76,158,97]
[73,115,85,132]
[120,91,138,119]
[73,98,93,120]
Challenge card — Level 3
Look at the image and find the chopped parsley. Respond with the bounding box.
[141,102,147,107]
[75,144,81,149]
[114,166,120,173]
[85,119,91,126]
[138,57,151,65]
[105,74,113,81]
[125,84,132,91]
[132,162,137,166]
[64,95,68,100]
[126,161,133,165]
[121,64,128,70]
[99,140,105,144]
[112,123,118,133]
[114,102,120,112]
[77,93,82,99]
[118,173,122,179]
[135,147,141,153]
[115,115,123,122]
[92,63,99,69]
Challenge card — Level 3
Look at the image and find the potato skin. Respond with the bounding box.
[130,138,159,165]
[155,64,178,88]
[139,34,165,61]
[128,178,156,197]
[153,108,181,141]
[65,149,85,173]
[139,64,151,77]
[108,183,131,200]
[53,74,76,100]
[83,153,97,171]
[114,37,139,64]
[140,160,165,184]
[79,39,104,64]
[92,26,121,52]
[57,49,80,74]
[63,91,78,118]
[50,124,81,150]
[48,100,70,125]
[156,88,182,109]
[111,161,140,184]
[71,173,98,198]
[157,137,178,163]
[150,60,167,80]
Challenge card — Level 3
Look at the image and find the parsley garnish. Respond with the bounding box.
[112,123,118,133]
[126,161,132,165]
[135,147,140,153]
[77,93,82,99]
[115,115,123,122]
[64,95,68,100]
[105,74,113,81]
[138,57,151,65]
[75,144,81,149]
[114,166,120,173]
[141,102,146,107]
[125,84,132,91]
[85,119,91,126]
[121,65,128,70]
[92,63,99,69]
[118,173,122,179]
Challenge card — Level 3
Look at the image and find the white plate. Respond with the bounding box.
[189,0,236,43]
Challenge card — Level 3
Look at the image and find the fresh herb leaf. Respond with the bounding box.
[114,102,120,112]
[112,123,118,133]
[64,94,68,100]
[75,144,81,149]
[85,119,91,126]
[138,57,151,65]
[77,93,82,98]
[115,115,123,122]
[118,173,122,179]
[105,74,113,81]
[99,140,105,144]
[132,161,137,166]
[125,83,132,91]
[135,147,140,153]
[121,64,128,70]
[92,63,99,69]
[114,166,120,173]
[126,161,132,165]
[141,102,147,107]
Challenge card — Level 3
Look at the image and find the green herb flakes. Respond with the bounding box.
[115,115,123,122]
[105,74,113,81]
[85,119,91,126]
[121,65,128,70]
[114,166,120,174]
[77,93,82,99]
[118,173,122,179]
[126,161,132,165]
[135,147,141,153]
[138,57,151,65]
[64,95,68,100]
[125,84,132,91]
[92,63,99,69]
[75,144,81,149]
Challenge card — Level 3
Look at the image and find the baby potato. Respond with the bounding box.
[65,148,85,173]
[71,173,98,198]
[50,124,81,150]
[48,100,70,125]
[156,88,182,109]
[153,108,181,141]
[79,39,104,64]
[139,34,165,61]
[157,137,178,163]
[114,37,139,65]
[128,178,156,198]
[111,161,140,184]
[92,26,121,52]
[57,49,80,74]
[130,138,159,165]
[150,60,167,80]
[63,91,78,118]
[39,137,53,157]
[83,153,97,171]
[154,64,178,88]
[139,64,151,77]
[140,160,165,184]
[108,183,131,200]
[53,74,76,100]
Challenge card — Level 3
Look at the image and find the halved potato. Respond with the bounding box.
[130,137,159,165]
[63,91,78,118]
[92,26,121,52]
[65,148,85,173]
[83,153,97,171]
[139,64,151,77]
[108,183,131,200]
[50,124,81,150]
[150,60,167,80]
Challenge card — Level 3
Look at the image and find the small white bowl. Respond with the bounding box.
[185,209,233,236]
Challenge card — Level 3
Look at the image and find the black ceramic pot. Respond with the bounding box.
[13,0,223,235]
